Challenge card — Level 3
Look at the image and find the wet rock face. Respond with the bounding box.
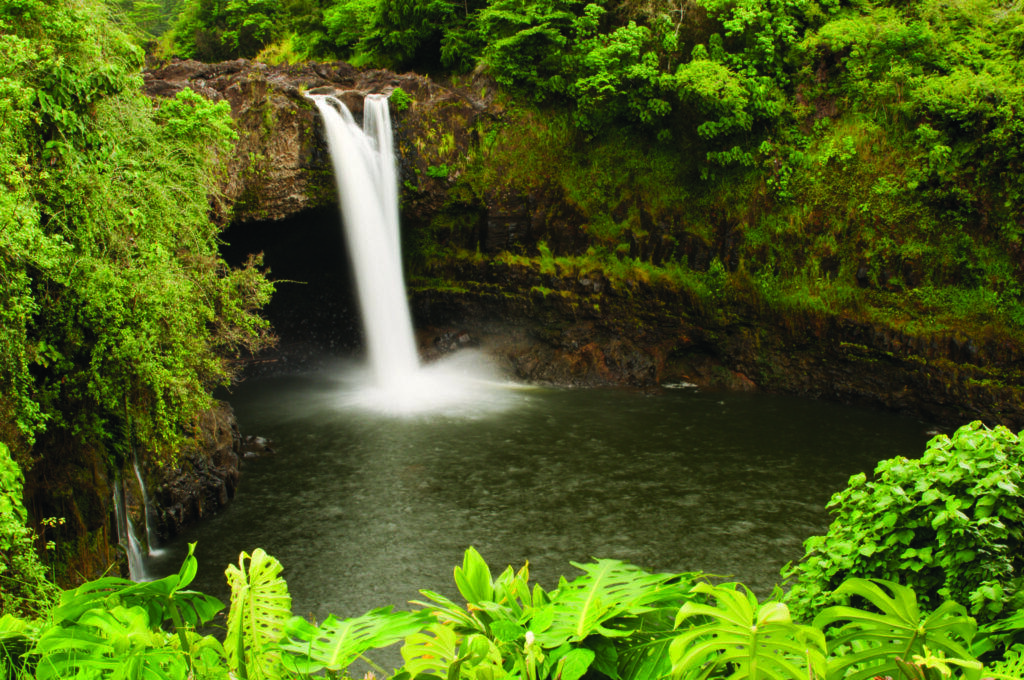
[20,401,246,583]
[412,260,1024,430]
[143,59,493,226]
[143,58,569,255]
[152,401,242,540]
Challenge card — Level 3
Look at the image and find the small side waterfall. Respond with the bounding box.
[112,476,147,581]
[311,94,420,392]
[131,450,160,556]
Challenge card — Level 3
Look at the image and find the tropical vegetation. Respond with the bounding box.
[0,543,1020,679]
[125,0,1024,348]
[5,0,1024,676]
[1,0,274,586]
[4,423,1024,678]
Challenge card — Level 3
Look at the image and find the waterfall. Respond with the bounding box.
[131,450,160,556]
[112,476,147,581]
[309,91,513,415]
[311,94,420,392]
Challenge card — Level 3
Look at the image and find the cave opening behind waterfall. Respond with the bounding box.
[220,207,362,367]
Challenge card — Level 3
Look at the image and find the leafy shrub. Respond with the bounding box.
[172,0,283,60]
[784,421,1024,624]
[1,0,274,468]
[361,0,485,71]
[25,543,224,679]
[0,442,56,616]
[389,86,413,112]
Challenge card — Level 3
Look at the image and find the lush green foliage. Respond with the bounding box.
[147,0,1024,340]
[171,0,285,60]
[671,582,828,679]
[0,0,273,464]
[224,548,292,679]
[784,422,1024,627]
[814,578,980,680]
[0,443,56,617]
[1,545,1014,679]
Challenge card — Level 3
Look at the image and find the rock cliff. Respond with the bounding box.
[144,59,1024,430]
[143,58,491,224]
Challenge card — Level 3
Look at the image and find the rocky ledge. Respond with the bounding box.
[413,259,1024,430]
[144,58,493,224]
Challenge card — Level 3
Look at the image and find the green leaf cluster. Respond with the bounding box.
[784,421,1024,625]
[170,0,285,59]
[0,443,56,617]
[2,545,1012,680]
[1,0,274,468]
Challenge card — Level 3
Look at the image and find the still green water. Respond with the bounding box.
[147,355,933,624]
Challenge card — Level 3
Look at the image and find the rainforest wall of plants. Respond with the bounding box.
[6,0,1024,674]
[0,0,274,603]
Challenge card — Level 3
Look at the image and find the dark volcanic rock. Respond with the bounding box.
[412,259,1024,429]
[143,58,493,225]
[152,401,242,540]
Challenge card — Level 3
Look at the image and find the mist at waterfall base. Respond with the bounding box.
[307,93,500,416]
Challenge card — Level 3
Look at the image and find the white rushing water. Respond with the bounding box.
[131,450,162,556]
[112,477,147,581]
[310,93,517,416]
[311,94,419,391]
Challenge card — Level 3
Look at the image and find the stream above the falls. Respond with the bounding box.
[146,354,933,622]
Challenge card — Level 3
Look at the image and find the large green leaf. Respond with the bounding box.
[33,604,188,680]
[43,542,223,668]
[52,542,222,635]
[530,559,693,648]
[280,605,430,673]
[614,608,682,680]
[224,548,292,680]
[400,621,508,680]
[814,578,981,680]
[401,620,463,678]
[670,582,827,680]
[455,546,496,605]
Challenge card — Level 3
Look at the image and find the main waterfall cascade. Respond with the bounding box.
[310,93,512,415]
[312,94,419,389]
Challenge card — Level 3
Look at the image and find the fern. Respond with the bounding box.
[224,548,292,680]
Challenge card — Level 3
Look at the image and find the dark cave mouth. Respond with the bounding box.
[220,207,363,366]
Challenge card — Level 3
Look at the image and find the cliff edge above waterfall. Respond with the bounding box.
[143,58,493,225]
